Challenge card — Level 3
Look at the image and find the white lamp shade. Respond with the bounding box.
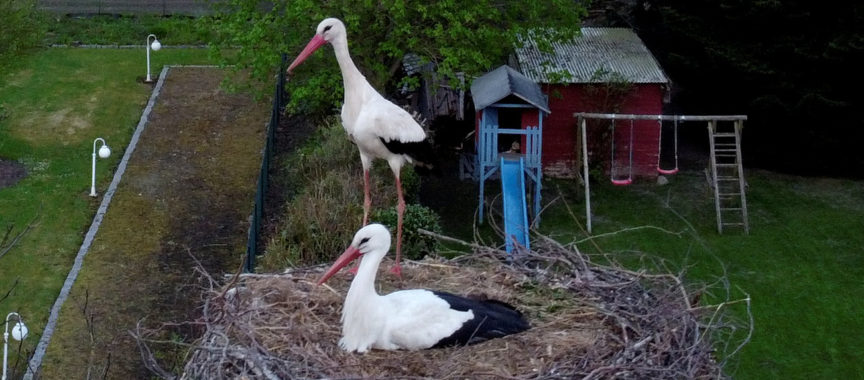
[98,145,111,158]
[11,322,28,341]
[151,40,162,51]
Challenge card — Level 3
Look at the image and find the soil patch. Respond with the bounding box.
[0,159,27,189]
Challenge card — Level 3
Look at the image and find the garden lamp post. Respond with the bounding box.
[145,34,162,83]
[90,138,111,197]
[2,312,28,380]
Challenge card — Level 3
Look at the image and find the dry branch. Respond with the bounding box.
[0,278,18,305]
[0,209,40,260]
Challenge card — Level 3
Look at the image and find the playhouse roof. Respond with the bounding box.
[471,65,550,113]
[515,27,669,84]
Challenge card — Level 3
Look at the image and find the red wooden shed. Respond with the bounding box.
[513,27,670,178]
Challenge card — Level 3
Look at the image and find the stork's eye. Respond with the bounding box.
[323,25,332,32]
[359,237,370,245]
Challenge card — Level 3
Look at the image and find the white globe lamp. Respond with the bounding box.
[10,323,26,342]
[3,312,28,380]
[145,34,161,82]
[90,137,111,197]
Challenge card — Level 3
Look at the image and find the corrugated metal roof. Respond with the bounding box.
[471,65,550,113]
[515,27,669,84]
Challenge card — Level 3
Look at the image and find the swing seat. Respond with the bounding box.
[656,118,680,176]
[609,118,634,187]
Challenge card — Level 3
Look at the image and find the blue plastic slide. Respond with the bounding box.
[500,155,530,254]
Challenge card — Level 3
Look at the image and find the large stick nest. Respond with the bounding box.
[135,233,751,379]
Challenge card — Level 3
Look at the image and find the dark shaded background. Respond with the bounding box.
[601,0,863,178]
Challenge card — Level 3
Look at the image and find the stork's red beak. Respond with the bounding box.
[287,34,327,74]
[317,245,361,285]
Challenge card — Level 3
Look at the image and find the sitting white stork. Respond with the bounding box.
[288,18,437,277]
[317,224,530,352]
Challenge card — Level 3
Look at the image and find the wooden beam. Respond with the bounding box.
[574,113,747,122]
[580,116,592,234]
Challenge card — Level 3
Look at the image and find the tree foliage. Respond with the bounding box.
[205,0,587,113]
[0,0,44,61]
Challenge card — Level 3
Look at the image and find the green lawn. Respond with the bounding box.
[0,47,212,366]
[507,170,864,379]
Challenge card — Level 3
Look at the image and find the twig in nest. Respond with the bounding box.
[131,320,177,380]
[570,225,685,245]
[417,228,506,256]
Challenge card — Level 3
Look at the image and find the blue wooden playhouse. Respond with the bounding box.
[468,65,550,228]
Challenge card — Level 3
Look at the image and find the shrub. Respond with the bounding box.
[0,0,44,60]
[44,15,213,46]
[371,204,441,261]
[261,169,364,269]
[260,117,442,270]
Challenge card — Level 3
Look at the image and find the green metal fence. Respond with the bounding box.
[245,54,286,272]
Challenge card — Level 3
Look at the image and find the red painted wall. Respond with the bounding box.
[541,83,664,178]
[520,109,540,151]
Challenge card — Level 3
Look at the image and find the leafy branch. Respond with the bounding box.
[203,0,587,113]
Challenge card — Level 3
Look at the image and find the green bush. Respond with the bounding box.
[0,0,45,60]
[43,15,212,46]
[371,203,441,261]
[0,103,8,122]
[262,169,364,268]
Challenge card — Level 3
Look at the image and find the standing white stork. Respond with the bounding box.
[317,224,530,352]
[288,18,436,277]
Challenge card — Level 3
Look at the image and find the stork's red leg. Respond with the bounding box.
[390,176,405,278]
[362,169,371,226]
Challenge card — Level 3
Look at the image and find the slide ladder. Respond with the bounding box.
[500,155,530,254]
[708,120,749,234]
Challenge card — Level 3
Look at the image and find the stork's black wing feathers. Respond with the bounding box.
[430,290,530,348]
[379,137,440,175]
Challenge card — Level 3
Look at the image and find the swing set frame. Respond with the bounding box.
[575,112,747,233]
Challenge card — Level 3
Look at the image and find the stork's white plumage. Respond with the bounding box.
[288,18,436,277]
[317,224,530,353]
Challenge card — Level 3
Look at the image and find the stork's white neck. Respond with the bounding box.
[345,251,381,304]
[330,36,371,108]
[339,250,387,351]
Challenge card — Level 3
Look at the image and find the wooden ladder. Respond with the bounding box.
[708,120,749,234]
